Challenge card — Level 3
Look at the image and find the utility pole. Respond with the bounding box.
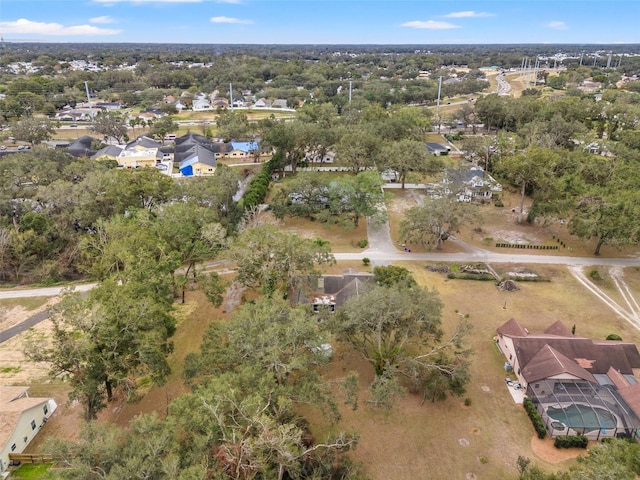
[229,83,233,112]
[436,76,442,134]
[84,81,94,121]
[348,81,352,104]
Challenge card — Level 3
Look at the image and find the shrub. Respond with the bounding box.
[240,160,273,209]
[479,455,488,464]
[606,333,623,341]
[358,239,368,248]
[589,269,602,281]
[523,398,547,439]
[464,397,472,407]
[447,273,496,281]
[554,435,588,449]
[362,257,370,266]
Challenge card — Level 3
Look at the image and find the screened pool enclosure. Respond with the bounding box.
[528,379,640,440]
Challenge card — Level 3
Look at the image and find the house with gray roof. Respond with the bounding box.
[290,269,374,312]
[439,164,502,202]
[67,135,99,158]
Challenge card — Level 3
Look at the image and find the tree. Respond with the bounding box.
[517,439,640,480]
[336,170,386,228]
[149,116,178,144]
[461,135,497,171]
[186,297,331,386]
[91,111,128,143]
[200,271,226,307]
[11,117,57,145]
[474,94,507,132]
[569,187,640,256]
[373,265,416,287]
[270,171,385,228]
[173,165,243,229]
[331,284,471,407]
[401,196,475,249]
[334,127,380,174]
[226,224,334,297]
[495,146,557,223]
[114,167,174,212]
[27,279,176,420]
[216,110,251,141]
[263,121,319,174]
[379,139,443,189]
[154,201,226,301]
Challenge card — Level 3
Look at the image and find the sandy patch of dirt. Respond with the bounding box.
[530,435,584,464]
[0,319,54,384]
[0,298,58,331]
[0,299,60,384]
[489,228,545,245]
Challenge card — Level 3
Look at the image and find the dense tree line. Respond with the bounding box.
[9,43,620,121]
[0,150,241,283]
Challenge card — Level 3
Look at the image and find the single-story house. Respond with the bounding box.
[496,318,640,439]
[67,135,99,158]
[228,141,260,159]
[232,97,247,108]
[271,99,288,109]
[193,98,212,111]
[174,133,233,161]
[212,98,229,110]
[125,135,162,151]
[179,145,217,177]
[55,109,92,122]
[290,269,374,312]
[92,145,123,162]
[381,168,399,182]
[305,151,335,164]
[427,142,451,156]
[0,386,57,473]
[253,98,270,108]
[94,102,123,111]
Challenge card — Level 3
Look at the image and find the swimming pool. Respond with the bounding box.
[546,404,617,434]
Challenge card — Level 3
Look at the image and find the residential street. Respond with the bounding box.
[3,216,640,344]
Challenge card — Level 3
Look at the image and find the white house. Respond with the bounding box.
[192,98,212,111]
[0,386,57,472]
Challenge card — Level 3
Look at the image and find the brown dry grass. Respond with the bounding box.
[278,213,369,253]
[11,185,640,479]
[308,260,640,480]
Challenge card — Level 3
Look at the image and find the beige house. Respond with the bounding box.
[496,318,640,440]
[0,386,57,472]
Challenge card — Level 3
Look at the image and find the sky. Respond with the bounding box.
[1,0,639,45]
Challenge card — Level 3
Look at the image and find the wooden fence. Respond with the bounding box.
[9,453,56,464]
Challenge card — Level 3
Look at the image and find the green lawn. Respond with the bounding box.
[8,463,53,479]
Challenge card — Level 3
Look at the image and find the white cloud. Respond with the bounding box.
[94,0,202,4]
[547,21,568,30]
[401,20,460,30]
[0,19,120,36]
[90,16,117,24]
[443,11,494,18]
[211,16,253,24]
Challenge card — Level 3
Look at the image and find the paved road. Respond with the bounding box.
[0,284,97,344]
[0,310,50,344]
[0,283,96,299]
[334,248,640,267]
